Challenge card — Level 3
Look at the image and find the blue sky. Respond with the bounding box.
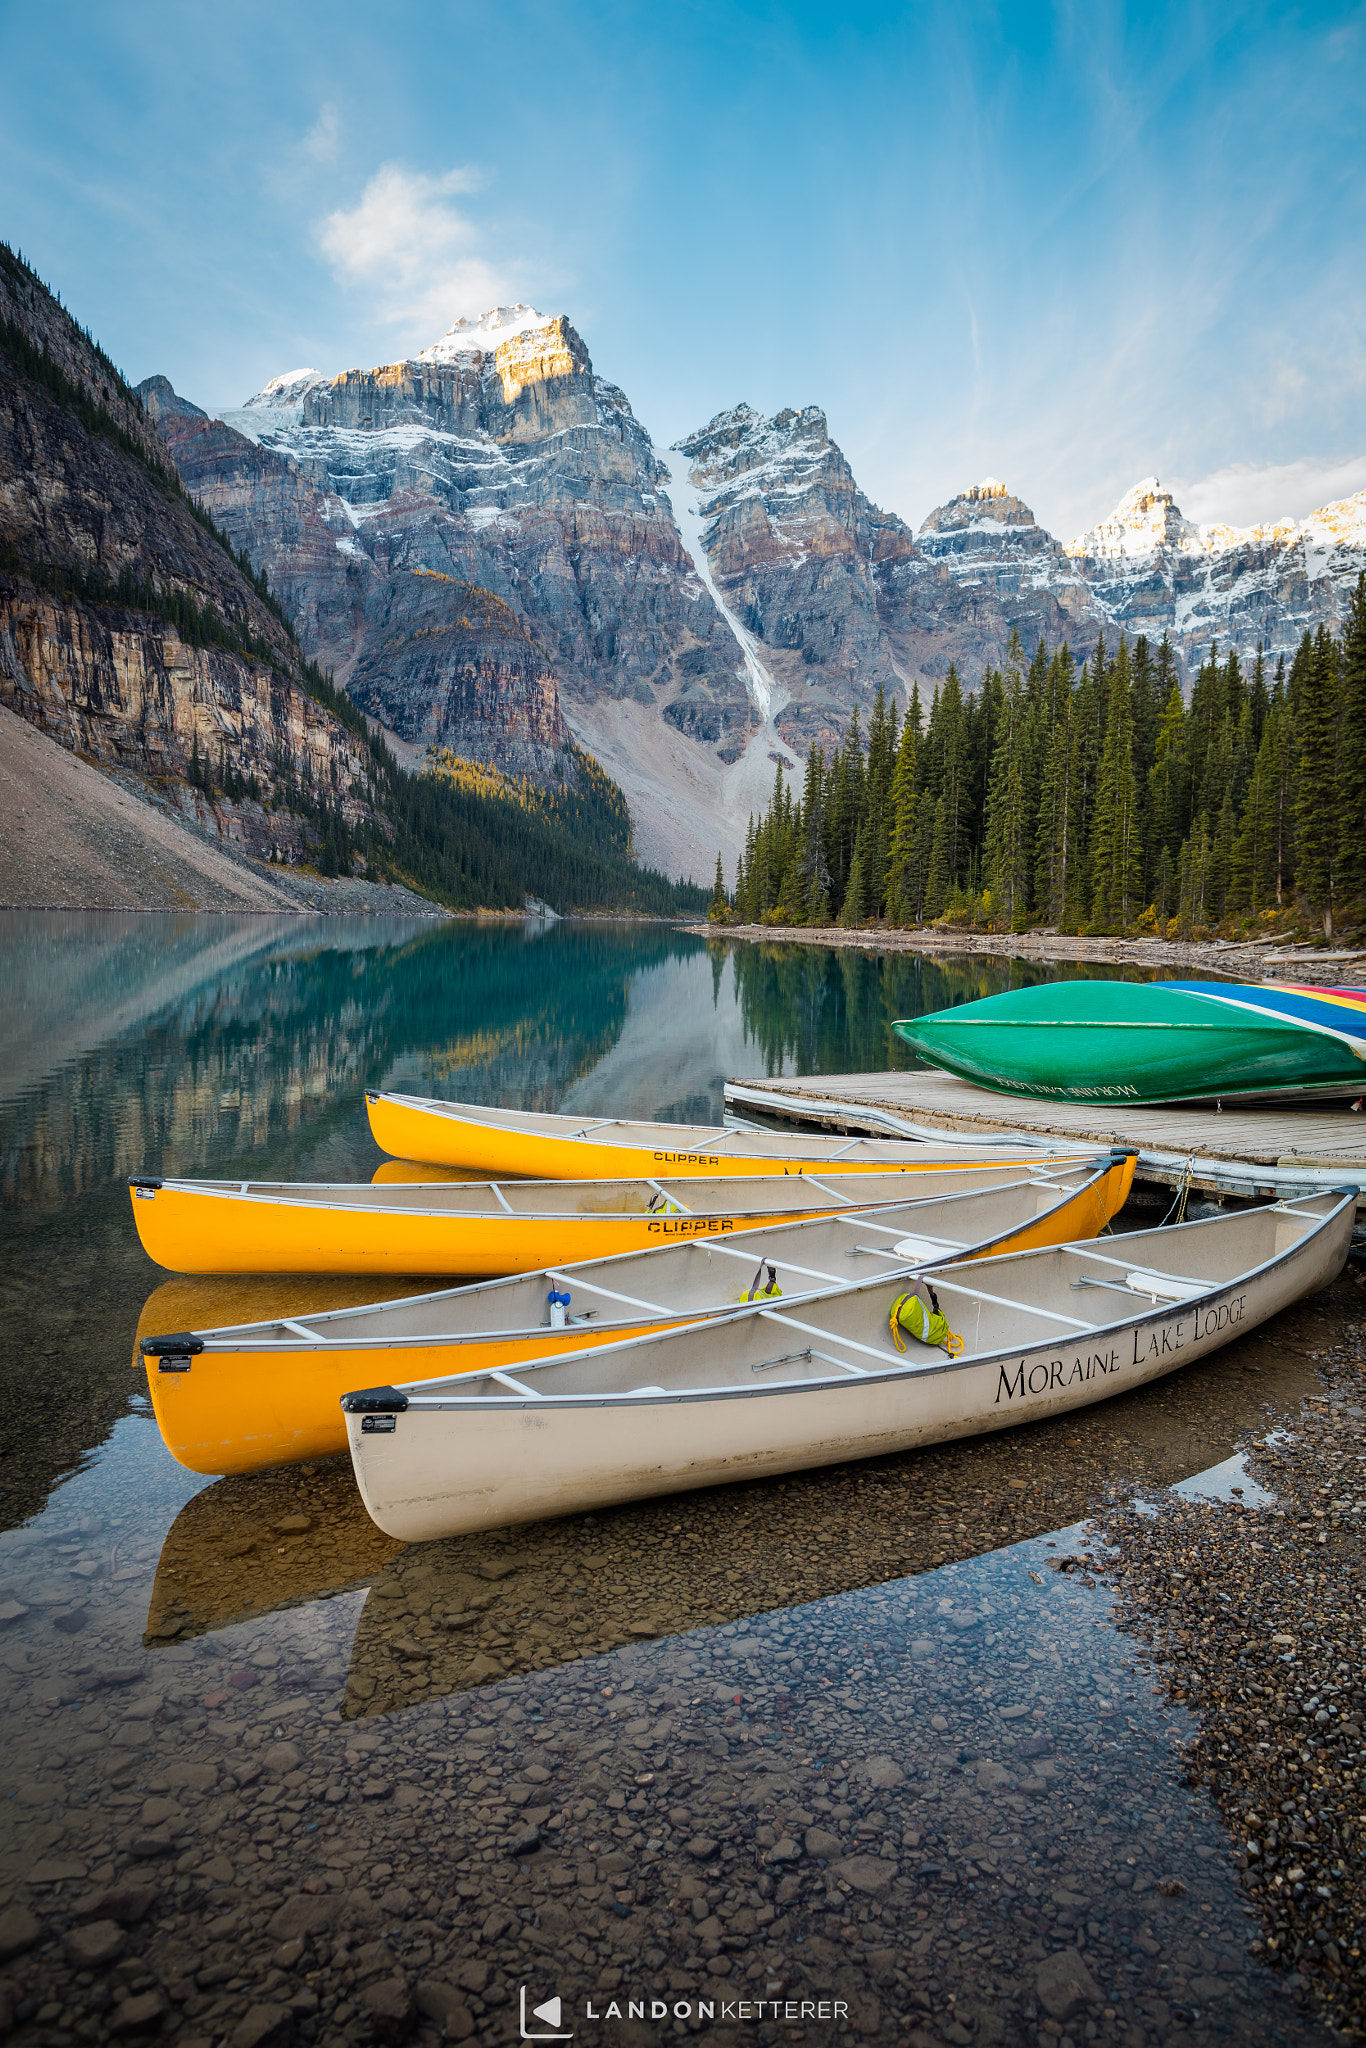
[3,0,1364,539]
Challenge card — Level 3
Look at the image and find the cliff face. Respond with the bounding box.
[0,249,379,865]
[877,477,1095,686]
[672,404,914,751]
[147,308,754,784]
[676,406,1366,706]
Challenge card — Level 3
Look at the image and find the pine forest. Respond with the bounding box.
[711,578,1366,945]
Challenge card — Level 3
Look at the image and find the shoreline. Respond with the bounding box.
[687,921,1366,985]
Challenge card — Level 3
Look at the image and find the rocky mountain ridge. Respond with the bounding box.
[142,313,770,872]
[139,299,1366,878]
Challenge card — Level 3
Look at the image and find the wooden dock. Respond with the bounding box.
[724,1070,1366,1214]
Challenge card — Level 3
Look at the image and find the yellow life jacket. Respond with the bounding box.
[890,1278,963,1356]
[739,1257,782,1304]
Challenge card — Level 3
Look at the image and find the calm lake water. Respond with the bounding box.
[0,913,1338,2046]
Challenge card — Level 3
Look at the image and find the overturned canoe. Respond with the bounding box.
[892,979,1366,1106]
[127,1153,1107,1278]
[342,1190,1355,1541]
[138,1152,1134,1474]
[363,1090,1079,1178]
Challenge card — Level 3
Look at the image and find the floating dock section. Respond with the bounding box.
[724,1070,1366,1219]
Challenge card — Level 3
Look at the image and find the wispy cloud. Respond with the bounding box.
[303,102,341,164]
[317,163,513,345]
[1169,454,1366,531]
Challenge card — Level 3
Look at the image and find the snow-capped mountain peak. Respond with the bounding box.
[918,480,1038,535]
[243,368,325,409]
[416,305,553,364]
[1066,478,1195,559]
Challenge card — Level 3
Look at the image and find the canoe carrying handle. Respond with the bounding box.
[129,1176,163,1191]
[340,1386,410,1414]
[141,1330,203,1375]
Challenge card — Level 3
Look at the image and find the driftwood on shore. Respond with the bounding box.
[688,919,1366,985]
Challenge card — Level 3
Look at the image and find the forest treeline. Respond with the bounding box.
[712,578,1366,941]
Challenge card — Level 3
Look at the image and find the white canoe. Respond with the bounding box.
[139,1155,1132,1474]
[343,1191,1356,1541]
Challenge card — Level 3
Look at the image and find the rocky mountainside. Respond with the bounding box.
[1061,475,1366,669]
[681,408,1366,710]
[0,248,377,869]
[2,254,704,914]
[671,403,914,753]
[137,298,1366,879]
[145,309,754,783]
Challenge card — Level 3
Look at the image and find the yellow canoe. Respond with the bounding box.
[137,1152,1134,1475]
[365,1090,1087,1180]
[127,1157,1105,1277]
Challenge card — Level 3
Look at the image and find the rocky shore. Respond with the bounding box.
[688,921,1366,987]
[1100,1301,1366,2039]
[1,1263,1361,2046]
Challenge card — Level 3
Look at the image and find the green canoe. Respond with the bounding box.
[891,979,1366,1106]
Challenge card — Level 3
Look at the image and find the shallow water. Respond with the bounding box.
[0,912,1342,2044]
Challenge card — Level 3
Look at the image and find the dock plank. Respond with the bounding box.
[724,1071,1366,1209]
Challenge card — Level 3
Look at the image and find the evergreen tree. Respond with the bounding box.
[838,822,868,927]
[1034,668,1075,925]
[1146,683,1187,891]
[1295,626,1342,937]
[708,852,729,923]
[884,695,920,923]
[983,651,1033,927]
[1090,636,1141,931]
[924,797,949,919]
[1206,789,1236,922]
[1336,575,1366,907]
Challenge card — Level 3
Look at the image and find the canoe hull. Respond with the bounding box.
[140,1155,1134,1475]
[893,979,1366,1106]
[131,1185,840,1278]
[144,1317,670,1475]
[365,1090,1083,1178]
[346,1194,1352,1541]
[128,1156,1108,1277]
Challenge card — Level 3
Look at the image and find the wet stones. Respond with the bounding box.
[362,1974,416,2043]
[416,1979,475,2038]
[72,1884,158,1925]
[63,1916,126,1967]
[0,1906,41,1960]
[109,1988,169,2036]
[266,1893,334,1943]
[228,2001,292,2048]
[1035,1945,1104,2020]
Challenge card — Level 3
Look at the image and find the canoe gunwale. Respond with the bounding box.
[134,1154,1131,1323]
[132,1158,1110,1222]
[372,1189,1355,1414]
[144,1158,1125,1357]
